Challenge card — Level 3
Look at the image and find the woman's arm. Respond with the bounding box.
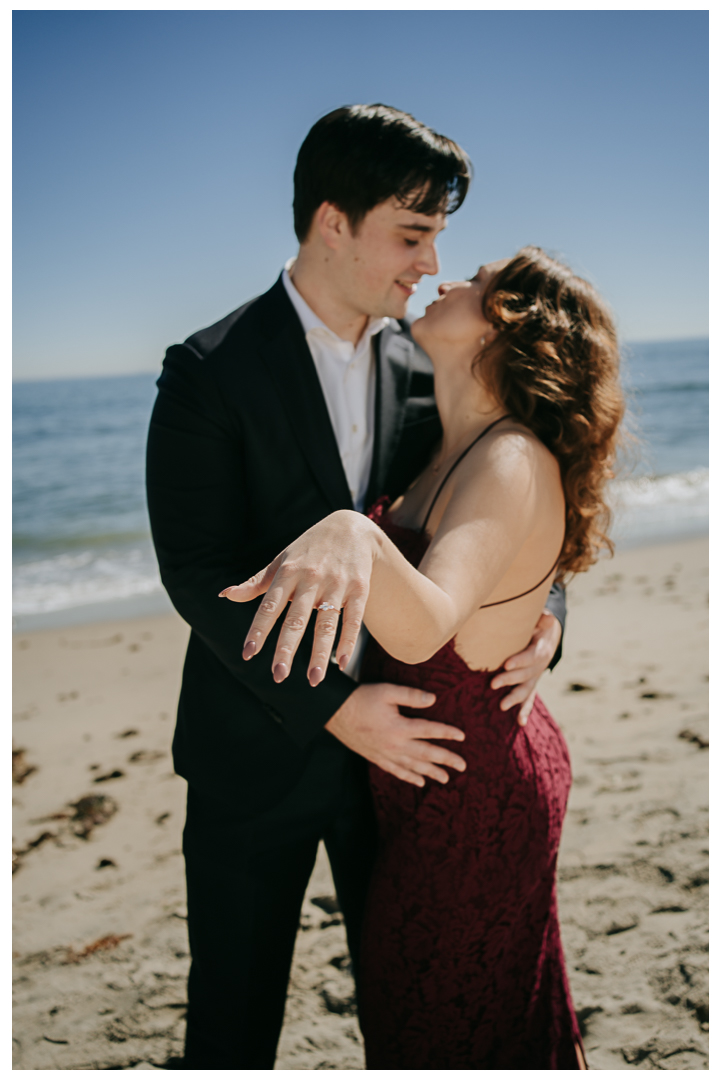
[222,430,563,684]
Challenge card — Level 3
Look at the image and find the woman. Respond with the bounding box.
[221,247,624,1068]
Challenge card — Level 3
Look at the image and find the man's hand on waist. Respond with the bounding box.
[490,609,562,726]
[325,682,466,787]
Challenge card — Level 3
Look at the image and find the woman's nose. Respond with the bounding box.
[437,281,453,296]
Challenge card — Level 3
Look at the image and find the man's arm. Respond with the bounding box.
[146,343,357,748]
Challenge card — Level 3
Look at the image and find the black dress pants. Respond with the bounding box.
[182,733,377,1069]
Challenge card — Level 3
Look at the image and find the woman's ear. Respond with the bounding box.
[477,325,499,354]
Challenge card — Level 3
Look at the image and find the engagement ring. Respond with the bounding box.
[317,602,340,612]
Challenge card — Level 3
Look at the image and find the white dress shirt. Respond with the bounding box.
[282,266,388,512]
[282,263,389,681]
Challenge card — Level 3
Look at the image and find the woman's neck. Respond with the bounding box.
[431,349,508,465]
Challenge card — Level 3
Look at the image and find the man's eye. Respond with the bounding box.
[404,239,419,247]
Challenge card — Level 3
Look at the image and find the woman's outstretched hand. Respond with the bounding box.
[219,510,379,686]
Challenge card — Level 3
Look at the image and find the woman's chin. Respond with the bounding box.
[409,314,427,343]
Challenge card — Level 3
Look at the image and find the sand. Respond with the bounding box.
[12,535,708,1070]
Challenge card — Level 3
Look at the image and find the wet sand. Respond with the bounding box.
[12,535,708,1070]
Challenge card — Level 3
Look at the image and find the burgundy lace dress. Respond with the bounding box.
[358,496,583,1070]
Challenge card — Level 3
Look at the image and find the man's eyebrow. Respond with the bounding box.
[399,222,446,234]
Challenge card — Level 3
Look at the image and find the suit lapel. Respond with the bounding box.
[258,280,354,511]
[366,325,413,506]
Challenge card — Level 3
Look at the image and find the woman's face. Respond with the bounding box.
[412,259,509,355]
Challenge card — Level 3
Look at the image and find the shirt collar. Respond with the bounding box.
[282,262,389,348]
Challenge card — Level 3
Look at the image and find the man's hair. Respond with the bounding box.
[293,103,471,243]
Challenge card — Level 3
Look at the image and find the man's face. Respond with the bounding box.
[336,197,447,321]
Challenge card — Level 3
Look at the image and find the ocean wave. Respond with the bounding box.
[609,469,708,546]
[610,468,708,508]
[12,529,153,554]
[12,543,162,616]
[626,381,708,394]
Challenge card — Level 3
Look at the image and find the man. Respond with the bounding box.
[146,104,564,1069]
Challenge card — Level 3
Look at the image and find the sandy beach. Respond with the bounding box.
[12,535,708,1070]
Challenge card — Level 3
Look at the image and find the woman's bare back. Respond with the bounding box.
[385,417,565,671]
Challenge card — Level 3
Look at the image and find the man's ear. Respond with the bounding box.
[313,201,351,251]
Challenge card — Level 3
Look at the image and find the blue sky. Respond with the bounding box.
[13,9,708,380]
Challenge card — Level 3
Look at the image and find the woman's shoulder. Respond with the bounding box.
[462,419,560,487]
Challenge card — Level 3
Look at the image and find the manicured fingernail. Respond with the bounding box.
[422,693,434,704]
[338,654,350,671]
[273,663,288,683]
[309,666,323,687]
[519,716,528,727]
[243,641,256,660]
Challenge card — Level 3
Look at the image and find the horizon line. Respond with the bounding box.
[12,334,710,385]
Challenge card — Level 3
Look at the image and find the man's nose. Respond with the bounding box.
[415,241,440,277]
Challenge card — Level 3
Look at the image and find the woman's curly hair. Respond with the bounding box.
[479,246,625,579]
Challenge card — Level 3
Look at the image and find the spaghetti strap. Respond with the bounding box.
[479,556,560,608]
[420,414,513,534]
[418,413,562,608]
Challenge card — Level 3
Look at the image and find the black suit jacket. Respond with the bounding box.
[146,275,565,813]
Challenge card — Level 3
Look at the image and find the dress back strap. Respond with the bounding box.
[479,557,560,608]
[420,414,513,535]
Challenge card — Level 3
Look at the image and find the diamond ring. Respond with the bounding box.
[317,602,340,612]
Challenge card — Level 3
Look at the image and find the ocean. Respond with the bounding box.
[12,338,708,629]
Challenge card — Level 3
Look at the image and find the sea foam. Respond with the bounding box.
[609,468,708,547]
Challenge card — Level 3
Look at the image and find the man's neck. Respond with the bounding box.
[289,250,370,347]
